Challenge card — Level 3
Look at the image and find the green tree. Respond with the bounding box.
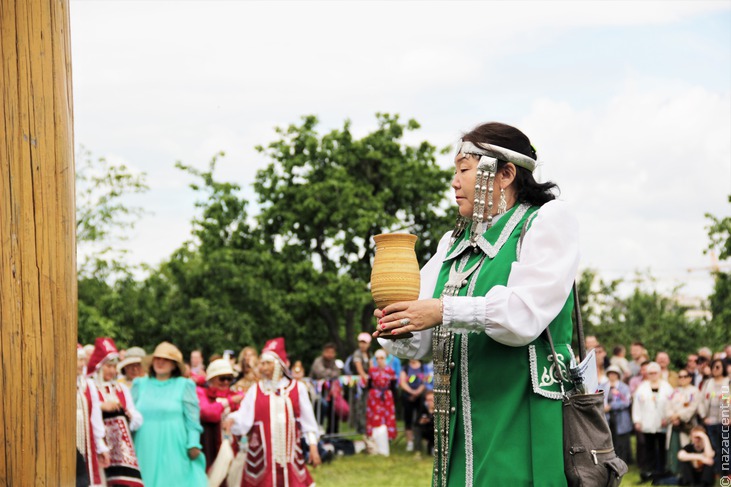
[705,194,731,345]
[253,114,454,354]
[76,147,149,344]
[575,269,711,367]
[76,146,149,279]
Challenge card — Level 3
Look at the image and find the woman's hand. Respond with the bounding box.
[309,444,321,467]
[188,447,201,460]
[372,298,442,337]
[222,417,234,434]
[98,452,111,468]
[100,401,122,413]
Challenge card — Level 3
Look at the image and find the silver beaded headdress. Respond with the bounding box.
[452,140,537,246]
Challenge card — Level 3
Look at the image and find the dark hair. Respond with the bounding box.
[613,345,625,355]
[148,359,182,379]
[462,122,559,207]
[640,360,651,367]
[632,341,645,347]
[323,343,336,351]
[711,358,728,377]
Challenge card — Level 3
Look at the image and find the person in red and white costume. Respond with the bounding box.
[197,358,245,471]
[86,337,144,487]
[225,338,321,487]
[77,343,111,487]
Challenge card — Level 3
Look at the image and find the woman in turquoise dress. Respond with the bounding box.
[132,341,208,487]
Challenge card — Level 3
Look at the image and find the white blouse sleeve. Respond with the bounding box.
[230,385,257,436]
[442,200,580,346]
[378,231,453,360]
[87,380,110,454]
[120,383,143,431]
[297,381,320,445]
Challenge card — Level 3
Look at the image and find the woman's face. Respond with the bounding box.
[124,362,142,380]
[259,360,274,380]
[77,356,87,376]
[244,349,257,365]
[712,361,724,378]
[376,355,387,368]
[452,154,478,218]
[152,357,176,377]
[291,366,304,380]
[210,374,234,391]
[647,369,660,383]
[452,153,515,219]
[102,361,118,382]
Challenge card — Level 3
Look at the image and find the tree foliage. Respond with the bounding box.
[76,146,149,279]
[77,120,728,367]
[704,194,731,346]
[253,114,453,353]
[76,147,149,344]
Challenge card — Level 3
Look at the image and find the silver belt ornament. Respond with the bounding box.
[432,250,486,486]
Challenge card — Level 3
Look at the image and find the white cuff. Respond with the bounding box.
[96,439,110,454]
[305,431,318,446]
[442,295,487,334]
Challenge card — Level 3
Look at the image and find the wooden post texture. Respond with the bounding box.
[0,0,76,485]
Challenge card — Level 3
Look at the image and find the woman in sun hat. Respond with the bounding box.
[117,346,146,389]
[132,341,208,486]
[197,358,245,472]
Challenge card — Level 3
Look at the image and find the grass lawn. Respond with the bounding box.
[310,433,650,486]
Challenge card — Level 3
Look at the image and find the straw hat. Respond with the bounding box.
[206,358,235,382]
[152,341,185,374]
[117,346,146,373]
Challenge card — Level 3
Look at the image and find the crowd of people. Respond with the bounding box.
[74,333,437,487]
[76,330,730,487]
[594,338,731,486]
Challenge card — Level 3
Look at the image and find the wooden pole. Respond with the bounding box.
[0,0,76,485]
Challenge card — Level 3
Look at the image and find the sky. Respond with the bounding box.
[70,1,731,299]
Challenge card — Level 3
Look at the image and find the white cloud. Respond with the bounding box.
[69,1,731,298]
[521,82,730,296]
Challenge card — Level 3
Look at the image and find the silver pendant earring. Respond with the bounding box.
[498,188,507,215]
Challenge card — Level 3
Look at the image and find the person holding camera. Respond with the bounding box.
[677,426,715,487]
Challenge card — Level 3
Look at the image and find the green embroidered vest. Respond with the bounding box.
[431,204,574,487]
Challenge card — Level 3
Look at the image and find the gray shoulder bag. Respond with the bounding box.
[519,214,628,487]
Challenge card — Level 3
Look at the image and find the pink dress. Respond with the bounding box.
[366,366,397,439]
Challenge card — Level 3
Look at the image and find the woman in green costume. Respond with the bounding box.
[375,122,580,487]
[132,341,208,487]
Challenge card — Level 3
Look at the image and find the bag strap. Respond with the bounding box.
[517,210,585,383]
[573,282,586,363]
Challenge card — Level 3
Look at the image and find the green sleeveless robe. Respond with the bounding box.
[433,205,574,487]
